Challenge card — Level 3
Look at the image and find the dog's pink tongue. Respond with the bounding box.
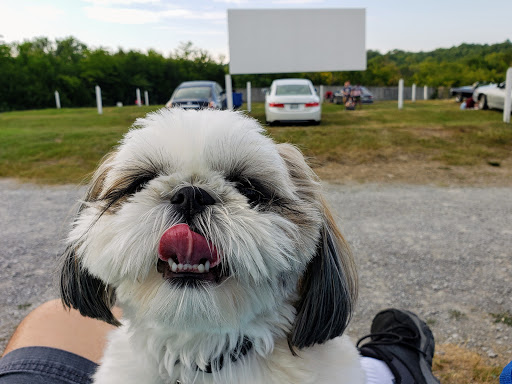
[158,224,219,266]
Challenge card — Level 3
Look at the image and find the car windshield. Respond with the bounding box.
[275,84,312,96]
[173,86,212,100]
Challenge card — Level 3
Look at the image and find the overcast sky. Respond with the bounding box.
[1,0,511,62]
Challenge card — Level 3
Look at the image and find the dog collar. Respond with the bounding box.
[202,337,253,373]
[174,337,253,377]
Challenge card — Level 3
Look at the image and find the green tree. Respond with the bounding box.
[2,37,511,111]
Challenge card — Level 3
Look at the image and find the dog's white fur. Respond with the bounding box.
[60,108,364,384]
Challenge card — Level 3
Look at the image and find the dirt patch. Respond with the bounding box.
[313,159,512,187]
[402,125,456,139]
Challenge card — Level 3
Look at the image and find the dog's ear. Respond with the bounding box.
[276,143,358,350]
[290,204,357,349]
[60,246,120,326]
[60,153,121,326]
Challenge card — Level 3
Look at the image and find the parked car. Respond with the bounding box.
[265,79,321,125]
[472,83,496,105]
[333,86,373,104]
[166,81,227,109]
[359,86,374,104]
[450,82,492,103]
[450,83,477,102]
[474,82,511,111]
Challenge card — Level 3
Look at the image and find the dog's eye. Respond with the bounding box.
[95,169,159,215]
[104,173,156,204]
[125,175,155,196]
[232,178,271,207]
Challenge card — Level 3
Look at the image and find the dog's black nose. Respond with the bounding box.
[171,186,215,218]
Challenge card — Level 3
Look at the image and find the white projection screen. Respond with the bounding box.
[228,8,366,75]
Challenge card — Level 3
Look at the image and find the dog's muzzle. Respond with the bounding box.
[157,224,226,285]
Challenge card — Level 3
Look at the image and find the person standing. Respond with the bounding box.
[342,81,352,105]
[351,84,362,108]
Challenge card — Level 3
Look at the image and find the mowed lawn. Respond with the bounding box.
[0,100,511,184]
[260,100,512,167]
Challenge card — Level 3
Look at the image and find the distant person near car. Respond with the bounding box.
[460,96,476,110]
[351,84,362,108]
[342,81,352,104]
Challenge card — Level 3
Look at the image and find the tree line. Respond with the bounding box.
[0,38,225,112]
[1,36,511,111]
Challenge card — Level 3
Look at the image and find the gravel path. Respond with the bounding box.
[1,179,511,364]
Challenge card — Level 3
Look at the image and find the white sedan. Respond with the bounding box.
[475,82,511,111]
[265,79,321,125]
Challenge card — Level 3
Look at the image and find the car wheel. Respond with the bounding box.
[478,95,488,110]
[455,93,463,103]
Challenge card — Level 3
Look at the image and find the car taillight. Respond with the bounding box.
[305,102,319,107]
[269,103,285,108]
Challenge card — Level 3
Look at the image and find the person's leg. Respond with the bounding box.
[360,356,395,384]
[2,299,121,364]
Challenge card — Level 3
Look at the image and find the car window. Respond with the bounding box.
[275,84,312,96]
[173,87,212,100]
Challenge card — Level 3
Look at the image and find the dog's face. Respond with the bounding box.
[61,108,356,351]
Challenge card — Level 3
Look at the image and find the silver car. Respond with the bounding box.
[474,82,511,111]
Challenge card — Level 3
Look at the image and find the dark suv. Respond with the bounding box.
[166,81,226,110]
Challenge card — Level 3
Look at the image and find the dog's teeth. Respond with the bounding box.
[166,261,210,274]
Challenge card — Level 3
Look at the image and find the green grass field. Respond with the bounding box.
[262,100,512,167]
[0,100,511,184]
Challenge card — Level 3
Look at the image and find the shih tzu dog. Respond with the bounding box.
[60,108,364,383]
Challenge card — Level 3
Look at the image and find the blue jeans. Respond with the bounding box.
[0,347,97,384]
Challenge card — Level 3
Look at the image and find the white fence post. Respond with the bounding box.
[95,85,103,115]
[246,81,252,113]
[398,79,404,109]
[136,88,142,107]
[225,74,233,110]
[424,85,428,100]
[504,67,512,124]
[54,91,61,109]
[144,91,149,106]
[319,85,324,103]
[412,84,416,102]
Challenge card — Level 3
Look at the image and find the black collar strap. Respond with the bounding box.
[201,337,253,373]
